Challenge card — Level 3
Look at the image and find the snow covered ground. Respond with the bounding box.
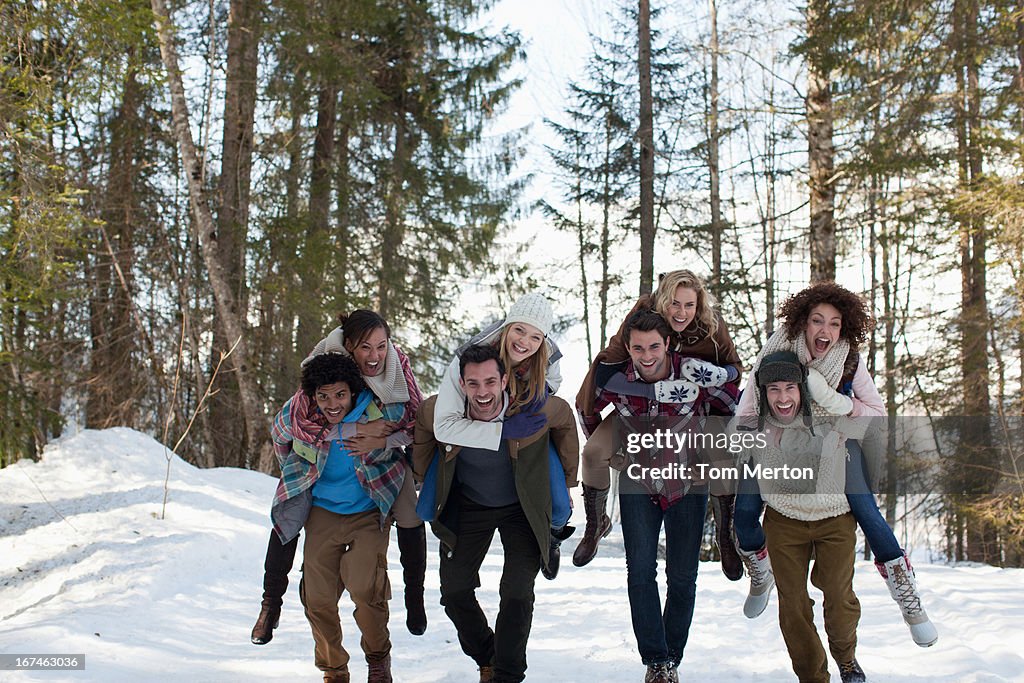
[1,428,1022,682]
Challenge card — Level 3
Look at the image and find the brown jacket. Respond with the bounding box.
[575,293,743,417]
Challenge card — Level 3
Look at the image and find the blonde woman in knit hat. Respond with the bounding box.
[573,269,744,579]
[252,310,429,649]
[432,291,579,580]
[733,282,938,649]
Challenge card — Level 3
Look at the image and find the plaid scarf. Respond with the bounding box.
[271,389,406,534]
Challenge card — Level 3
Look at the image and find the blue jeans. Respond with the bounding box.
[733,440,902,561]
[734,468,765,552]
[844,440,901,561]
[619,490,708,667]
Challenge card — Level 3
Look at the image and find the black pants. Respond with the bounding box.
[439,495,541,683]
[262,530,299,608]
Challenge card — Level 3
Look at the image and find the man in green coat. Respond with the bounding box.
[412,344,578,683]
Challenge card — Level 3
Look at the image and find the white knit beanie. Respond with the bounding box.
[504,292,554,337]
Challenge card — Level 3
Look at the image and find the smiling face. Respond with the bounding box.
[504,322,544,366]
[804,303,842,359]
[345,325,389,377]
[765,381,801,424]
[314,381,354,424]
[627,328,670,382]
[665,285,698,333]
[460,359,508,421]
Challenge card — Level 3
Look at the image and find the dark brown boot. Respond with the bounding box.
[323,670,350,683]
[478,665,494,682]
[711,494,743,581]
[572,485,612,567]
[250,600,280,645]
[540,525,575,580]
[366,653,392,683]
[397,524,427,635]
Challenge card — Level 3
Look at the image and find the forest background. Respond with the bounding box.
[2,0,1023,567]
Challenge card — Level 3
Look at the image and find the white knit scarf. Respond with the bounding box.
[310,327,410,404]
[750,328,850,418]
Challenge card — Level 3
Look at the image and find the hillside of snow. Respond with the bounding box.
[1,428,1022,682]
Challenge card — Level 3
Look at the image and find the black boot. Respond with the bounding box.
[572,485,612,567]
[711,494,743,581]
[541,525,576,580]
[397,524,428,636]
[251,531,297,644]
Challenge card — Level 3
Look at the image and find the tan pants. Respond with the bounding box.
[391,472,420,529]
[581,418,621,489]
[764,507,860,683]
[301,506,392,674]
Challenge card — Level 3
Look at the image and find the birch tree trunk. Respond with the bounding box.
[209,0,261,468]
[151,0,265,468]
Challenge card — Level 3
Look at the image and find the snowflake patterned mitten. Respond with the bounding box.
[679,358,729,387]
[653,379,699,404]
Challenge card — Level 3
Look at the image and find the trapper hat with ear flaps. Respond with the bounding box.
[755,350,814,432]
[503,292,554,337]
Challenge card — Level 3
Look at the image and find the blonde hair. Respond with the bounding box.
[653,269,719,340]
[495,326,550,415]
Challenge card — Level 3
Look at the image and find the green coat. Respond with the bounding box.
[413,394,579,569]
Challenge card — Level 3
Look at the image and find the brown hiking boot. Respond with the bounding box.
[366,653,392,683]
[711,494,743,581]
[478,665,494,682]
[250,601,280,645]
[323,670,350,683]
[572,485,612,567]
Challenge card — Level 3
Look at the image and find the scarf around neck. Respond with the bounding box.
[751,327,850,418]
[312,326,410,405]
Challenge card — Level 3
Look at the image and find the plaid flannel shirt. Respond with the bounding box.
[271,389,406,539]
[582,351,739,507]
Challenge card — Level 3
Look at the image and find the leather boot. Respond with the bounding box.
[323,670,350,683]
[541,525,576,580]
[250,599,280,645]
[711,494,743,581]
[397,524,428,635]
[572,485,612,567]
[366,652,392,683]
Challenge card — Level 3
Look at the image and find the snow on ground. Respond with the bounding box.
[1,428,1022,682]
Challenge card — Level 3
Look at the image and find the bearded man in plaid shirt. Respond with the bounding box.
[578,308,738,683]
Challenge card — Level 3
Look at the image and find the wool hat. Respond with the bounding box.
[755,350,813,431]
[756,351,805,387]
[504,292,554,337]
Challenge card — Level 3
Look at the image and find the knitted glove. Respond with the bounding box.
[501,411,547,440]
[653,379,699,404]
[679,358,729,387]
[805,368,853,416]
